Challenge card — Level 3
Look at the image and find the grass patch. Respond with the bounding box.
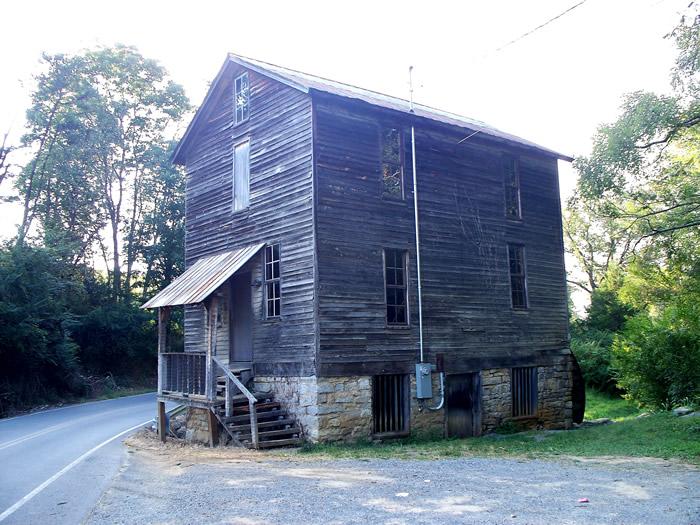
[584,388,642,421]
[300,390,699,464]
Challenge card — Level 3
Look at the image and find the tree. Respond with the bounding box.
[566,10,700,300]
[566,9,700,405]
[0,132,17,191]
[138,142,186,300]
[15,46,190,296]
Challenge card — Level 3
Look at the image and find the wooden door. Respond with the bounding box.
[446,373,477,438]
[230,273,252,366]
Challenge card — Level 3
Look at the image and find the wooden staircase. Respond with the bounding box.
[213,388,303,448]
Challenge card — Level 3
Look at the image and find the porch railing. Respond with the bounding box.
[159,352,207,396]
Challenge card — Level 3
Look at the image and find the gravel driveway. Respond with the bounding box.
[86,434,699,525]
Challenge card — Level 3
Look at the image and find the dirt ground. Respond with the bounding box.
[85,431,700,525]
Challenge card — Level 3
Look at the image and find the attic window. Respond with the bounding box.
[504,156,521,219]
[381,127,404,199]
[234,72,250,124]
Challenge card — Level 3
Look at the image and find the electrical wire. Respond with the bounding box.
[494,0,589,53]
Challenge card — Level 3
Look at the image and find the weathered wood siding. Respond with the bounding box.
[181,64,316,377]
[313,95,568,377]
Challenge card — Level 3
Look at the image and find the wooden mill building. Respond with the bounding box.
[143,54,576,447]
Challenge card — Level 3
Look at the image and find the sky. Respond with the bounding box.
[0,0,689,309]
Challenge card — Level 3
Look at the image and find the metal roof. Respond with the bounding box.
[173,54,573,165]
[141,243,264,309]
[230,54,572,161]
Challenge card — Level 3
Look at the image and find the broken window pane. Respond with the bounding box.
[382,127,403,199]
[504,157,521,219]
[234,72,249,124]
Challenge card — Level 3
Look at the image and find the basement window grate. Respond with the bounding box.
[372,374,409,435]
[512,366,538,417]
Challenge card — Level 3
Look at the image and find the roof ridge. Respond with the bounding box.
[229,52,492,129]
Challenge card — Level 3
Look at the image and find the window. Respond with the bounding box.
[384,249,407,325]
[512,367,538,417]
[504,156,521,219]
[232,140,250,212]
[234,72,250,124]
[373,374,409,435]
[264,243,281,318]
[508,244,527,309]
[381,127,404,199]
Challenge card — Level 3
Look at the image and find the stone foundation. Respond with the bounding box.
[480,356,574,432]
[537,356,573,429]
[481,368,512,431]
[249,355,573,443]
[254,375,320,441]
[184,407,213,444]
[317,377,373,443]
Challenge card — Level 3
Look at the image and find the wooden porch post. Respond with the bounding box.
[208,409,219,447]
[157,306,170,395]
[205,296,219,403]
[158,400,167,443]
[157,306,170,443]
[205,296,220,447]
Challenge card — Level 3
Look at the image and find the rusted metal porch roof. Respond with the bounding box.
[142,243,264,309]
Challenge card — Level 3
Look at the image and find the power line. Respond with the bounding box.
[494,0,589,53]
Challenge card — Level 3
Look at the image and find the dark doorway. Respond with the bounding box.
[446,373,478,438]
[230,273,252,366]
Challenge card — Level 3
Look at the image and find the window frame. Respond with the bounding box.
[383,248,409,327]
[234,72,250,125]
[232,139,250,213]
[503,156,522,220]
[507,243,528,310]
[380,126,405,201]
[511,366,538,418]
[263,243,281,319]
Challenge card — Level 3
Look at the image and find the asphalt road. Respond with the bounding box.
[0,392,167,524]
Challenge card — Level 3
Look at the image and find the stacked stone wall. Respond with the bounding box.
[184,407,213,444]
[537,356,573,429]
[254,375,320,441]
[480,368,512,431]
[187,354,576,444]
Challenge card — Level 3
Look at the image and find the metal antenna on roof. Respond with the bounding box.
[409,66,415,113]
[409,65,424,364]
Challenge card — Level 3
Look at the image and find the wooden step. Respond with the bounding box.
[222,409,285,424]
[253,438,303,448]
[236,401,280,413]
[215,394,268,408]
[234,426,302,442]
[226,418,296,432]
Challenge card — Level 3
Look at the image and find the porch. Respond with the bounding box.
[142,244,302,449]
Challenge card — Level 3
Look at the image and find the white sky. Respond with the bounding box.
[0,0,687,311]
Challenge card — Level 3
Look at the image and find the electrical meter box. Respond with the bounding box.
[415,362,435,399]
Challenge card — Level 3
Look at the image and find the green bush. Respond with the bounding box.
[0,245,87,414]
[569,287,635,393]
[570,324,618,393]
[613,303,700,409]
[71,302,156,379]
